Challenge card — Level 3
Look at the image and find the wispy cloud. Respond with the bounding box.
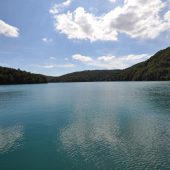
[33,63,75,69]
[64,57,69,61]
[72,53,150,69]
[0,62,9,67]
[72,54,93,63]
[49,0,74,14]
[31,52,150,70]
[42,37,53,43]
[0,20,19,38]
[49,57,56,60]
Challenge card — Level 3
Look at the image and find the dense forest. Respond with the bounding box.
[51,47,170,82]
[51,70,121,82]
[0,67,47,84]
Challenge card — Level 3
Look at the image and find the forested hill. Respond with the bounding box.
[0,67,47,84]
[0,47,169,84]
[51,47,170,82]
[118,47,170,81]
[50,70,121,82]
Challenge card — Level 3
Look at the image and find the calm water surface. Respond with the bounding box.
[0,82,170,170]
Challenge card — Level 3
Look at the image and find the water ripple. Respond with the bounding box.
[0,125,24,154]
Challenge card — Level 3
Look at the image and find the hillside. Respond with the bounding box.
[50,70,120,82]
[51,47,170,82]
[119,47,170,81]
[0,67,47,84]
[0,47,169,84]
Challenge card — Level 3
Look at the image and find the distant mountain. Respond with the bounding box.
[51,47,170,82]
[0,67,47,84]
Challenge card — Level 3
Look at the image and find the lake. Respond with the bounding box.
[0,82,170,170]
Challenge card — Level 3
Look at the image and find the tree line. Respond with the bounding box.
[0,67,47,84]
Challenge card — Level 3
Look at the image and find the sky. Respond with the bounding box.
[0,0,170,76]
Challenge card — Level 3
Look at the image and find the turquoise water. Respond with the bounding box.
[0,82,170,170]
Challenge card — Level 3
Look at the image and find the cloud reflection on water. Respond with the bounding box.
[0,125,24,154]
[59,82,170,169]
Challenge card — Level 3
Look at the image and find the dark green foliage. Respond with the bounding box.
[51,70,120,82]
[119,47,170,81]
[0,67,47,84]
[51,47,170,82]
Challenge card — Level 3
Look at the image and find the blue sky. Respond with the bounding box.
[0,0,170,76]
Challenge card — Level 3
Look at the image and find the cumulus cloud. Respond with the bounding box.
[50,0,170,41]
[53,7,118,41]
[0,20,19,37]
[72,53,149,69]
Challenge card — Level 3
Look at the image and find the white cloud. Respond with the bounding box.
[54,7,118,41]
[109,0,117,3]
[42,37,53,43]
[0,20,19,37]
[98,56,116,62]
[164,10,170,21]
[72,54,93,62]
[49,0,74,14]
[51,0,170,41]
[50,57,56,60]
[34,64,75,69]
[72,53,150,69]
